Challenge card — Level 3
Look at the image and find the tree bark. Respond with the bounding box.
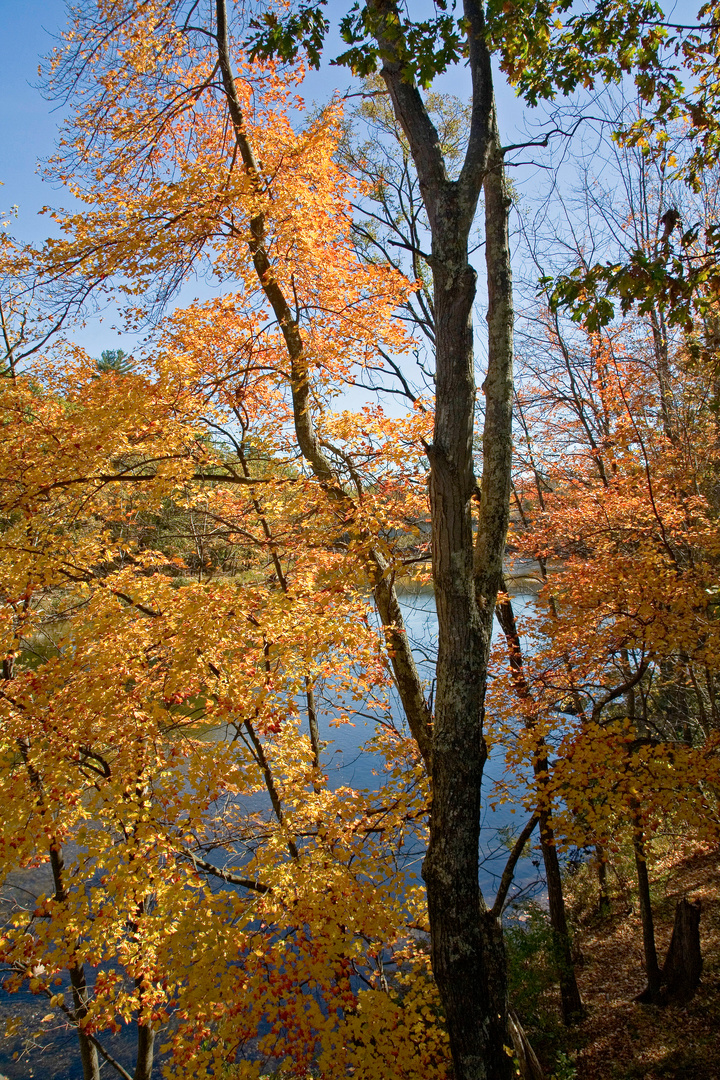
[131,897,156,1080]
[369,1,517,1071]
[632,824,663,1004]
[539,815,585,1023]
[215,0,434,773]
[634,845,702,1005]
[662,898,702,1004]
[374,6,511,1076]
[133,1014,155,1080]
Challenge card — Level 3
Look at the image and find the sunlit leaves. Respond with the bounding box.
[0,10,437,1074]
[491,313,720,865]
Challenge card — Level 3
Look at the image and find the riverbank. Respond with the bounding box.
[522,836,720,1080]
[394,555,548,596]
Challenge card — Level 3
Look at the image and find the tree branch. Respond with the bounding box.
[491,815,539,918]
[180,848,270,893]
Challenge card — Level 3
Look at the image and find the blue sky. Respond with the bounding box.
[0,1,420,357]
[0,1,481,359]
[0,1,535,233]
[0,0,69,234]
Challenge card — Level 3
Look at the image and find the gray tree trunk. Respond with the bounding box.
[225,0,519,1071]
[134,1018,155,1080]
[69,964,102,1080]
[383,7,516,1071]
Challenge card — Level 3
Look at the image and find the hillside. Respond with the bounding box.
[528,839,720,1080]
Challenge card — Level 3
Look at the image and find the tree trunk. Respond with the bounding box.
[240,0,520,1071]
[595,844,611,917]
[68,963,101,1080]
[662,898,702,1004]
[134,1021,155,1080]
[632,825,663,1004]
[423,89,516,1080]
[368,1,518,1074]
[508,1010,545,1080]
[134,961,155,1080]
[424,232,503,1075]
[539,814,585,1023]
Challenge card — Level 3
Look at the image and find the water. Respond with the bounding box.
[0,588,542,1078]
[319,588,542,904]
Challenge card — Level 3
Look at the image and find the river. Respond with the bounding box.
[321,587,541,901]
[0,588,542,1078]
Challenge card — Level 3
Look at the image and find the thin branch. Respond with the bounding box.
[180,848,270,893]
[491,815,539,918]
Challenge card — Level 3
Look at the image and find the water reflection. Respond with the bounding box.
[317,588,542,905]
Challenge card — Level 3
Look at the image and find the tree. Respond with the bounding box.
[1,46,442,1077]
[494,294,720,1002]
[252,0,686,1070]
[482,84,720,1006]
[27,2,520,1074]
[255,1,519,1070]
[96,348,133,375]
[0,263,443,1079]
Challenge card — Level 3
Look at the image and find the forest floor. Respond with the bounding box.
[525,837,720,1080]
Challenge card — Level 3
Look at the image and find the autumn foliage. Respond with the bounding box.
[492,313,720,867]
[3,1,720,1078]
[0,20,444,1077]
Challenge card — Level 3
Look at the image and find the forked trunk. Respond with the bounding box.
[423,67,516,1076]
[238,0,521,1070]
